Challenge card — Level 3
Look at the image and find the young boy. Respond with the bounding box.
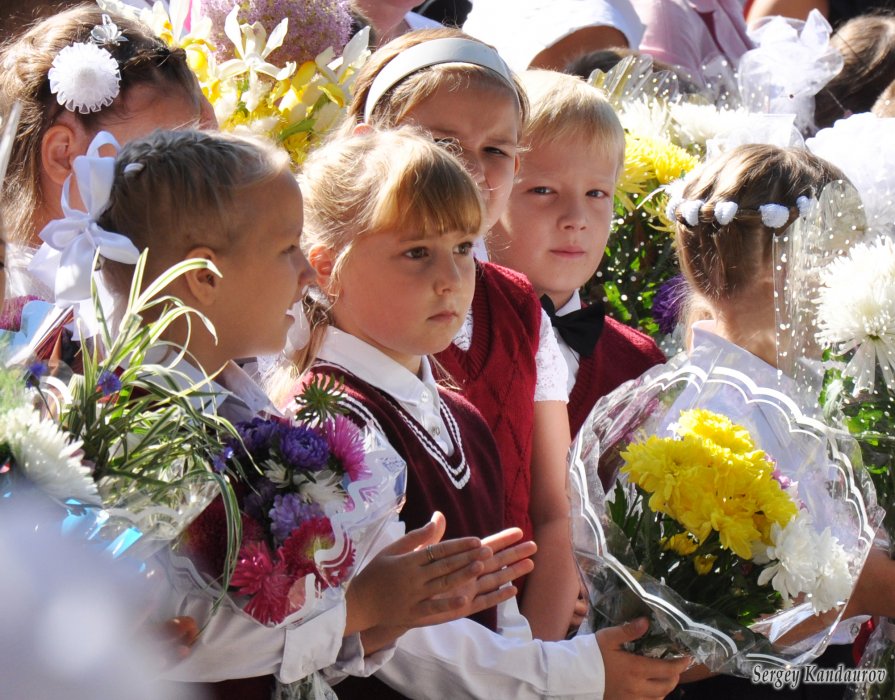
[488,69,665,438]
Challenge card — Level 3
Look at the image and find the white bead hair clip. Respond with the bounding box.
[668,196,815,230]
[123,162,144,175]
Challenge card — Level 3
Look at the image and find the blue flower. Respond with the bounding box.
[96,369,122,397]
[280,426,329,472]
[212,445,235,474]
[653,274,689,336]
[25,361,49,388]
[234,417,284,461]
[269,493,324,544]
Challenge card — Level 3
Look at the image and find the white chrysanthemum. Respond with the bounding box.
[668,102,751,149]
[757,515,817,607]
[297,471,344,507]
[758,513,854,613]
[48,42,121,114]
[618,98,670,141]
[0,406,98,504]
[815,236,895,393]
[809,527,853,613]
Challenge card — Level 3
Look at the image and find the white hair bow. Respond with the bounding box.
[29,131,140,307]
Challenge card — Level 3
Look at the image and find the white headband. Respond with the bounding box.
[363,37,516,122]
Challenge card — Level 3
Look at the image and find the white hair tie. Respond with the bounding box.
[679,199,704,227]
[795,195,813,217]
[713,201,739,226]
[29,131,140,306]
[759,203,792,229]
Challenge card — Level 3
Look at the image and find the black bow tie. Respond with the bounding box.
[540,295,605,358]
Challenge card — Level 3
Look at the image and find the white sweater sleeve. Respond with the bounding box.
[371,597,606,699]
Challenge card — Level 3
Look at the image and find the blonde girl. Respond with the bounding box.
[342,27,581,642]
[288,125,688,700]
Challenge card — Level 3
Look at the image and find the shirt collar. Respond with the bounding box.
[555,290,582,317]
[317,327,441,408]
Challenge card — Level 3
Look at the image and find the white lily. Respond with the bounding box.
[218,6,295,82]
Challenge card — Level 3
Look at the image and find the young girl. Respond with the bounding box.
[344,27,579,640]
[288,125,689,700]
[47,127,511,696]
[0,5,215,296]
[664,143,895,698]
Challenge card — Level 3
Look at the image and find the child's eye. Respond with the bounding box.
[485,146,509,157]
[404,247,429,260]
[454,241,474,255]
[529,186,554,195]
[587,189,610,199]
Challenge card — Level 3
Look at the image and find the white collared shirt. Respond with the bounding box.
[313,327,606,698]
[318,328,453,454]
[553,290,584,394]
[454,308,569,402]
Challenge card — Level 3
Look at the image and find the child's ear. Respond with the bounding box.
[307,244,336,287]
[41,124,79,186]
[182,246,222,306]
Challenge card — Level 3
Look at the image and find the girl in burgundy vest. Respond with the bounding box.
[279,125,688,700]
[343,28,580,641]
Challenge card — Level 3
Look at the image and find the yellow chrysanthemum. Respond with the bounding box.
[663,532,699,556]
[621,409,800,561]
[693,554,717,576]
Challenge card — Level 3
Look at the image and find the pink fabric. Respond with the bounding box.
[631,0,753,84]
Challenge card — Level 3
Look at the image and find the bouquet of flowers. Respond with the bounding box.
[1,252,242,564]
[811,233,895,698]
[101,0,370,166]
[570,341,881,675]
[174,376,404,699]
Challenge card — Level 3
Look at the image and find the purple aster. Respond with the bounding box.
[244,477,278,521]
[204,0,351,65]
[96,369,122,397]
[280,425,330,472]
[234,417,284,461]
[269,492,325,544]
[323,415,369,482]
[652,274,689,336]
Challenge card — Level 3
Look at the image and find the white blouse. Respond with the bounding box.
[314,327,607,698]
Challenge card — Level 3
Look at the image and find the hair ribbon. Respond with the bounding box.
[29,131,140,306]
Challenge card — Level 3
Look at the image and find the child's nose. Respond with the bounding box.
[560,199,588,231]
[434,255,462,292]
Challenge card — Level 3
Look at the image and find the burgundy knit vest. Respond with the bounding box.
[568,316,665,437]
[304,363,505,700]
[303,362,505,628]
[435,261,540,544]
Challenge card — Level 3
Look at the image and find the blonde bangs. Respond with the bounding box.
[367,143,484,239]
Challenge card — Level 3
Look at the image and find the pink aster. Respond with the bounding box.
[323,415,369,482]
[280,516,355,587]
[231,540,292,624]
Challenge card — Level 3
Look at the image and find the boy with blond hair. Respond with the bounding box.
[488,69,664,437]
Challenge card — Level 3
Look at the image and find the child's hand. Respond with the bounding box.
[568,582,589,635]
[596,618,690,699]
[345,512,491,635]
[156,616,200,666]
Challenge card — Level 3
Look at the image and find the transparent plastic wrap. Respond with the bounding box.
[846,619,895,699]
[570,344,882,676]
